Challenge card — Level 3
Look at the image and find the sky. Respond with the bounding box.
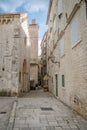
[0,0,49,56]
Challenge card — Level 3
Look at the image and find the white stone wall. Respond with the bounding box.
[0,13,30,95]
[0,16,20,93]
[47,0,87,119]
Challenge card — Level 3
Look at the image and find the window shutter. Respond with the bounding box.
[62,75,65,87]
[71,17,79,45]
[58,0,62,16]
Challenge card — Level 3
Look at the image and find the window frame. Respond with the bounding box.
[71,16,80,47]
[62,75,65,87]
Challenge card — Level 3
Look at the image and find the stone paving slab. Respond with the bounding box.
[13,90,87,130]
[0,97,15,130]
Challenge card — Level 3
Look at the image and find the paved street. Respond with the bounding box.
[0,98,15,130]
[13,90,87,130]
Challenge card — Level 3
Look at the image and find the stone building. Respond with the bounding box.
[46,0,87,119]
[41,31,48,87]
[29,19,39,89]
[38,56,42,86]
[0,13,30,96]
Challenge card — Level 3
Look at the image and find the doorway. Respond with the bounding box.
[23,59,27,92]
[55,74,58,96]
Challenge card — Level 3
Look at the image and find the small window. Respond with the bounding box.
[2,67,5,71]
[3,19,6,24]
[19,72,21,82]
[62,75,65,87]
[14,28,20,37]
[58,0,63,18]
[71,16,80,45]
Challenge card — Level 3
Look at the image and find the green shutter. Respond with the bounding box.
[62,75,65,87]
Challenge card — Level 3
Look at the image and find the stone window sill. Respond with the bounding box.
[72,39,82,49]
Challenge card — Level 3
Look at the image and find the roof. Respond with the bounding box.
[0,12,28,17]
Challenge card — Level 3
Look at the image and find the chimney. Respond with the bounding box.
[32,19,36,24]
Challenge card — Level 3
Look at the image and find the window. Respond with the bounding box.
[14,28,20,37]
[19,72,21,82]
[58,0,62,17]
[60,37,64,56]
[2,19,6,24]
[62,75,65,87]
[71,16,80,45]
[85,0,87,18]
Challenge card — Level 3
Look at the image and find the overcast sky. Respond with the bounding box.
[0,0,49,56]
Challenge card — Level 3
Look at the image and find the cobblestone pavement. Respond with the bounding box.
[0,97,15,130]
[13,90,87,130]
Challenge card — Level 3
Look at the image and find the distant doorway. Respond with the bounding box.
[23,59,27,92]
[55,74,58,96]
[30,80,35,90]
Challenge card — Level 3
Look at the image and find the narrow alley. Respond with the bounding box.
[13,89,87,130]
[0,1,87,130]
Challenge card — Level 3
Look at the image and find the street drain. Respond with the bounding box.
[0,112,7,114]
[41,107,53,111]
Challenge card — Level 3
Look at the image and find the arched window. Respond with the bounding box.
[2,19,6,24]
[7,19,11,24]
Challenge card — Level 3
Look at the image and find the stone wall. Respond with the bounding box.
[46,0,87,119]
[0,13,30,96]
[41,32,48,87]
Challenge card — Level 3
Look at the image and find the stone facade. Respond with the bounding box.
[29,19,39,88]
[0,13,30,96]
[46,0,87,119]
[41,32,48,87]
[38,56,42,86]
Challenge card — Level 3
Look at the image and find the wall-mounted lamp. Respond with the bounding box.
[49,54,60,66]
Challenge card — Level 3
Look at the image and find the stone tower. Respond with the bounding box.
[29,19,39,89]
[0,13,30,96]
